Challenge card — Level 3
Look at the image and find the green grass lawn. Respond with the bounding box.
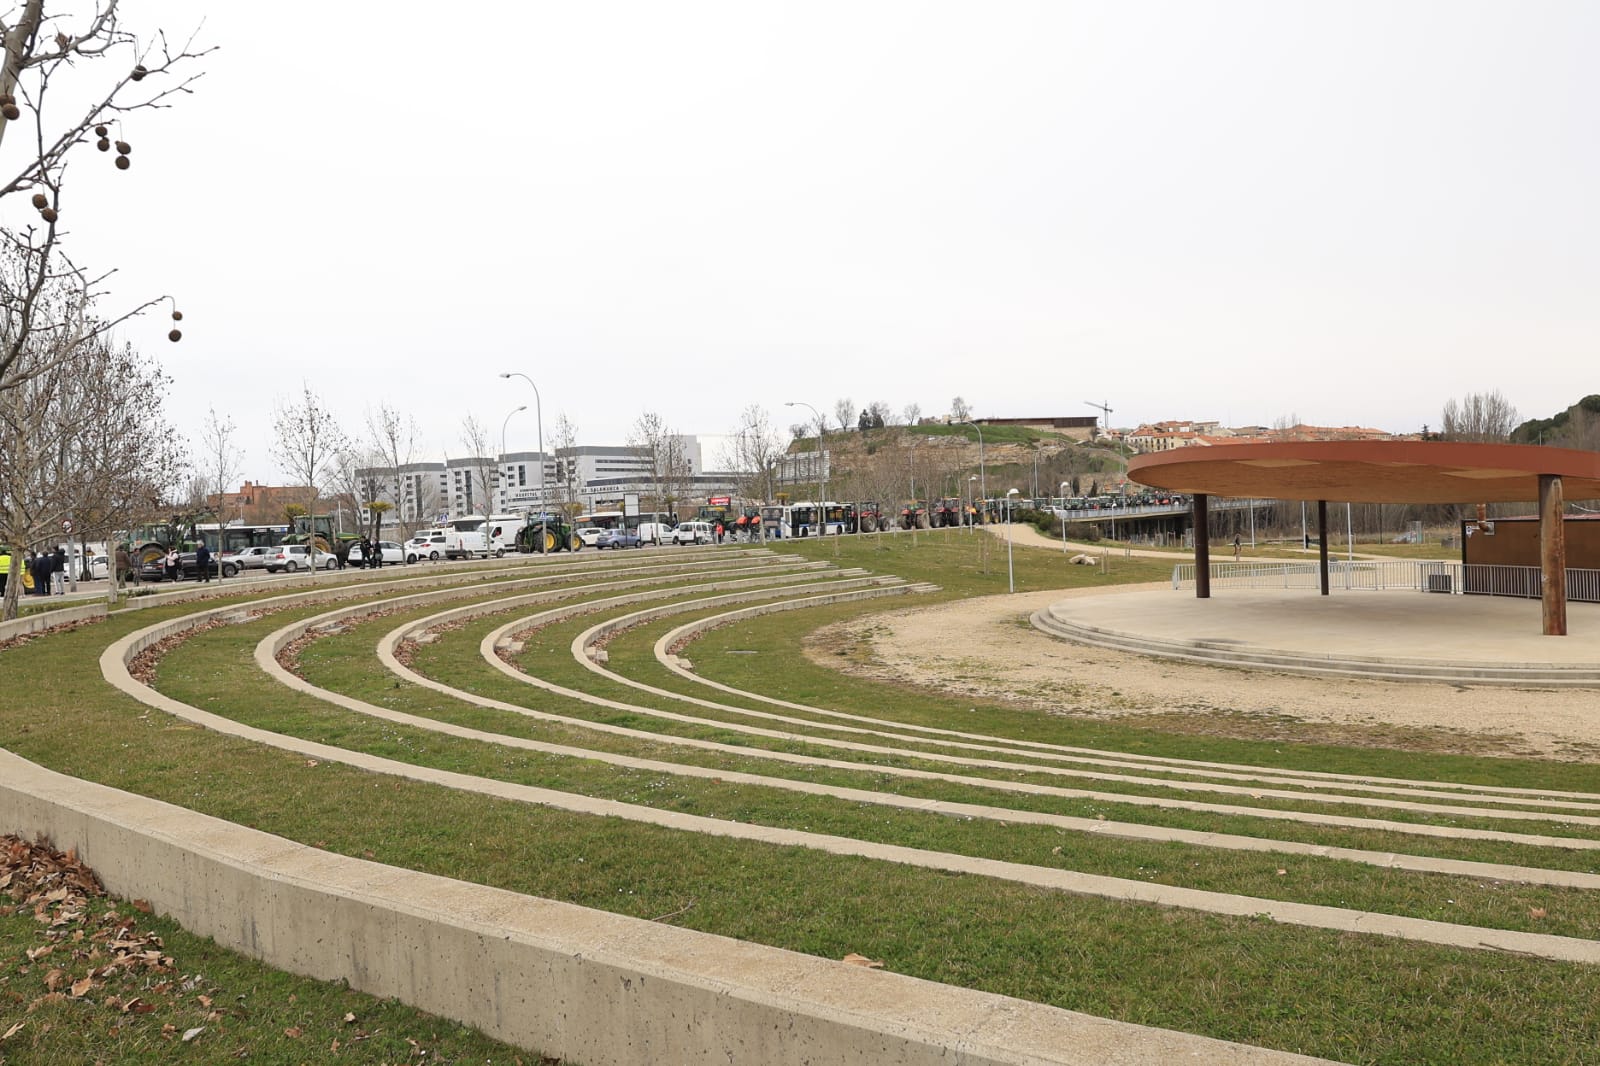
[5,539,1600,1064]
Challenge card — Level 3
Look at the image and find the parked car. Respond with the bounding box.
[597,529,643,550]
[347,540,406,566]
[405,531,449,563]
[673,521,714,545]
[574,526,605,548]
[264,544,338,573]
[233,545,278,571]
[176,551,241,580]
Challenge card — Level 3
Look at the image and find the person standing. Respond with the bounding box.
[31,550,52,596]
[195,541,212,582]
[164,546,179,583]
[0,548,9,597]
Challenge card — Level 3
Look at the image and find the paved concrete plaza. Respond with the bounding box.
[1038,587,1600,682]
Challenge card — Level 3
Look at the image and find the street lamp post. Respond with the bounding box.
[956,420,985,521]
[499,373,545,545]
[500,405,527,515]
[1059,480,1070,553]
[1006,488,1020,593]
[968,475,978,530]
[785,401,827,537]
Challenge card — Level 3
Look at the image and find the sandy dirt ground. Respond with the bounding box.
[806,527,1600,762]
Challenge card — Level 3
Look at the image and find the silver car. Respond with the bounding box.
[233,545,278,571]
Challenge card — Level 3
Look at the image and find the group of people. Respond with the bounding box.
[0,545,70,597]
[356,537,385,569]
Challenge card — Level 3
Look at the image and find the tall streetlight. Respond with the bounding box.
[1059,480,1070,553]
[500,405,527,514]
[955,420,985,521]
[785,400,827,536]
[499,372,545,544]
[967,474,978,530]
[1006,488,1020,593]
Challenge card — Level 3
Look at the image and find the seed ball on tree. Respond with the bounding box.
[114,155,129,170]
[96,138,109,152]
[171,310,183,321]
[115,141,130,155]
[40,207,57,223]
[30,193,47,209]
[130,64,147,81]
[94,124,107,136]
[2,104,18,120]
[168,329,181,342]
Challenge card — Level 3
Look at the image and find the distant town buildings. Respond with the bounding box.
[1123,421,1399,453]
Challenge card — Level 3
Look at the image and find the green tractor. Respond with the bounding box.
[281,514,360,565]
[516,513,583,554]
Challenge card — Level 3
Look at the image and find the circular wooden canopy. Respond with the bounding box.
[1127,440,1600,504]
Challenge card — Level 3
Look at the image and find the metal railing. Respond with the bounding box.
[1171,561,1600,603]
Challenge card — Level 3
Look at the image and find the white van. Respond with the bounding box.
[445,516,492,559]
[485,514,525,556]
[673,521,715,545]
[635,521,669,546]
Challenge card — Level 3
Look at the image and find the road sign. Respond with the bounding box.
[62,518,73,534]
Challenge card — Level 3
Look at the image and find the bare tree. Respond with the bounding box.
[831,396,855,434]
[1441,390,1519,443]
[628,410,691,517]
[327,444,383,537]
[0,4,211,392]
[365,402,422,529]
[197,405,241,509]
[0,329,181,618]
[459,413,496,514]
[550,412,580,511]
[725,403,783,502]
[950,396,972,421]
[903,402,921,427]
[270,384,346,574]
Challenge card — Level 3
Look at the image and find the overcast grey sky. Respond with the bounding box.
[46,1,1600,481]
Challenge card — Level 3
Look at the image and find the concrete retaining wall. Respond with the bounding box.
[0,601,106,641]
[0,750,1332,1065]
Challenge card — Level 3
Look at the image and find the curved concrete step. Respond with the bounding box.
[1031,610,1600,687]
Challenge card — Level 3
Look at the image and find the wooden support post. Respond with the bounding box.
[1194,493,1210,599]
[1540,474,1567,636]
[1317,500,1329,596]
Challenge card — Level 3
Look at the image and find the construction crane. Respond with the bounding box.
[1084,399,1113,432]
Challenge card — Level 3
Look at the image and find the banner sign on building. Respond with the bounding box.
[708,495,731,506]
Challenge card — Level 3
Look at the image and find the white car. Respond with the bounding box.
[405,532,449,563]
[264,544,338,573]
[574,526,605,548]
[673,521,714,545]
[348,540,406,566]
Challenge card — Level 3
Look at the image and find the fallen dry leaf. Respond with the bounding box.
[1530,907,1548,920]
[2,1021,23,1040]
[284,1026,303,1038]
[182,1026,205,1043]
[69,976,94,998]
[841,953,884,969]
[343,1012,356,1024]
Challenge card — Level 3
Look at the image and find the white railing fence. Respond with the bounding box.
[1171,561,1600,603]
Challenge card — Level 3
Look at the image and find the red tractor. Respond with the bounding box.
[899,502,929,530]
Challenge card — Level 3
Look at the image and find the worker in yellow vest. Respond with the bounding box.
[0,548,10,597]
